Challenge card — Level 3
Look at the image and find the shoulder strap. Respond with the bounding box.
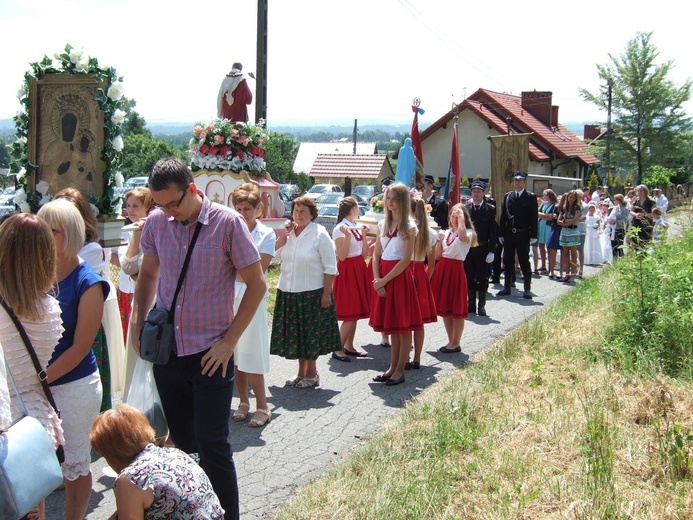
[168,222,202,323]
[0,296,65,462]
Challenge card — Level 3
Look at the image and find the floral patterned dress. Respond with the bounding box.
[121,443,224,519]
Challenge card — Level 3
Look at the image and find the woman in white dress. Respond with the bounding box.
[583,203,604,265]
[0,213,65,520]
[231,183,275,427]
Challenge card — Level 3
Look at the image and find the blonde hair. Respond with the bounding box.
[90,404,156,469]
[125,187,154,214]
[449,203,478,247]
[383,183,412,240]
[0,214,57,321]
[38,198,86,257]
[53,187,100,244]
[410,197,431,261]
[231,182,262,208]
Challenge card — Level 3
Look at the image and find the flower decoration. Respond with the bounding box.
[189,118,268,176]
[370,196,384,213]
[9,44,126,217]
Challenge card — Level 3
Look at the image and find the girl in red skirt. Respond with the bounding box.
[431,203,477,353]
[369,183,422,386]
[332,196,371,359]
[407,196,438,370]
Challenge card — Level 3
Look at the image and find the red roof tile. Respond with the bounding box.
[309,154,394,180]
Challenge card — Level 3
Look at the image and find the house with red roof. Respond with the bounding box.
[420,89,600,187]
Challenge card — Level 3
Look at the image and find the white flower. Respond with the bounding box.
[115,171,124,188]
[16,167,27,181]
[19,202,31,213]
[114,199,123,216]
[14,188,27,204]
[36,180,51,196]
[75,55,90,72]
[90,203,100,218]
[17,136,27,146]
[107,82,125,101]
[111,109,126,125]
[17,86,26,99]
[68,48,83,64]
[112,135,124,152]
[39,194,53,206]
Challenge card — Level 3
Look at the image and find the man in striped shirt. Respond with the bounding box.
[132,157,265,519]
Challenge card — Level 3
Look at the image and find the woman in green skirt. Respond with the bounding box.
[271,196,341,388]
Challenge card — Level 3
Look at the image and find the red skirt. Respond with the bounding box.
[431,257,469,319]
[333,256,371,321]
[412,261,437,323]
[369,259,423,334]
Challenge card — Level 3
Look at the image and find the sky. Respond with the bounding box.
[1,0,691,130]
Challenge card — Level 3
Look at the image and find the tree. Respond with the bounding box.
[120,98,150,136]
[263,131,299,183]
[121,133,186,177]
[580,32,692,185]
[642,164,674,188]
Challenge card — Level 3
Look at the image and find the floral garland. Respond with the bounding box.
[10,44,126,217]
[189,118,268,176]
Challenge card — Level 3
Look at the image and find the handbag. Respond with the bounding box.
[140,223,202,365]
[125,357,168,439]
[0,360,64,520]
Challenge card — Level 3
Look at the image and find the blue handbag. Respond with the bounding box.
[0,359,64,520]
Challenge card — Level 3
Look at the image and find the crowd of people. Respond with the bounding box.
[0,156,669,519]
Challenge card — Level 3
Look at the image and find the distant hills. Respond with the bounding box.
[0,118,589,139]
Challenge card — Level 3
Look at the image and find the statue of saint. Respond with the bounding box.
[217,62,253,123]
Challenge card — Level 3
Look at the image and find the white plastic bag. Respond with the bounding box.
[125,357,168,439]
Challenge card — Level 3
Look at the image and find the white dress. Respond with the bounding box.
[233,220,275,375]
[583,214,605,265]
[80,241,126,394]
[0,296,65,449]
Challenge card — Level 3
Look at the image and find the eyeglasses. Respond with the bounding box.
[154,189,187,211]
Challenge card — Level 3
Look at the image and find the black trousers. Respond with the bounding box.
[464,247,490,292]
[503,231,532,290]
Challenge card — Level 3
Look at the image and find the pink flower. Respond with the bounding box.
[199,132,207,141]
[205,124,214,132]
[214,134,225,145]
[208,147,220,156]
[220,146,231,156]
[193,125,203,137]
[237,136,250,147]
[199,144,210,154]
[236,150,245,159]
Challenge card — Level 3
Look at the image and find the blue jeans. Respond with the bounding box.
[154,349,238,520]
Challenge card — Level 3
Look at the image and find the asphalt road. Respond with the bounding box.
[45,265,600,519]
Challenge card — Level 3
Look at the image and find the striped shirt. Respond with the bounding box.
[141,192,260,357]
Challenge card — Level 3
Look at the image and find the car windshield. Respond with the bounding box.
[308,185,327,193]
[321,206,339,216]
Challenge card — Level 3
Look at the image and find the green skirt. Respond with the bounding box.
[270,288,341,360]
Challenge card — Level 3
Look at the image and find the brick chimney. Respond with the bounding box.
[521,91,553,127]
[583,125,601,140]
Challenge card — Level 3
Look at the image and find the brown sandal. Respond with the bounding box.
[248,408,272,428]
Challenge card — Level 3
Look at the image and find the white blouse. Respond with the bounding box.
[440,228,474,261]
[379,219,417,262]
[276,221,338,293]
[332,218,366,258]
[0,296,65,449]
[235,220,276,299]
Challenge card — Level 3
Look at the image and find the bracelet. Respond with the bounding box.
[38,369,48,382]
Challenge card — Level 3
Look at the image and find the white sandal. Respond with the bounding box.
[295,374,320,388]
[233,402,250,422]
[248,408,272,428]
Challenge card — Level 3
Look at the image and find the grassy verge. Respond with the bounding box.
[272,210,693,519]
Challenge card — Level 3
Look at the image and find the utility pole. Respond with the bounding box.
[605,78,613,181]
[255,0,268,124]
[352,119,357,154]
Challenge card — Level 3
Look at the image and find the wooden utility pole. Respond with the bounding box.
[255,0,268,124]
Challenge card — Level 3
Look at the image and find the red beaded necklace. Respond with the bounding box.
[385,227,398,239]
[349,228,363,241]
[445,230,458,246]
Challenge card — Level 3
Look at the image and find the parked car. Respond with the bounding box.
[351,184,378,202]
[124,176,149,189]
[305,183,342,200]
[315,193,343,209]
[279,184,301,201]
[315,205,339,233]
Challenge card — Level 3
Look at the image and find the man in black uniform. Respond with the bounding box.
[424,175,448,229]
[498,170,538,299]
[464,180,497,316]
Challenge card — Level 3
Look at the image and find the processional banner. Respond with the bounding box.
[489,133,531,221]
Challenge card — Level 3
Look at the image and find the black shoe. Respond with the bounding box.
[523,290,533,299]
[438,345,461,353]
[343,349,367,357]
[372,374,391,382]
[498,288,511,296]
[405,361,420,370]
[477,306,487,317]
[477,293,487,316]
[385,375,405,386]
[331,352,351,362]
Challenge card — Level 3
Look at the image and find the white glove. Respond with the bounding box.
[485,252,495,263]
[530,238,538,246]
[498,237,504,245]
